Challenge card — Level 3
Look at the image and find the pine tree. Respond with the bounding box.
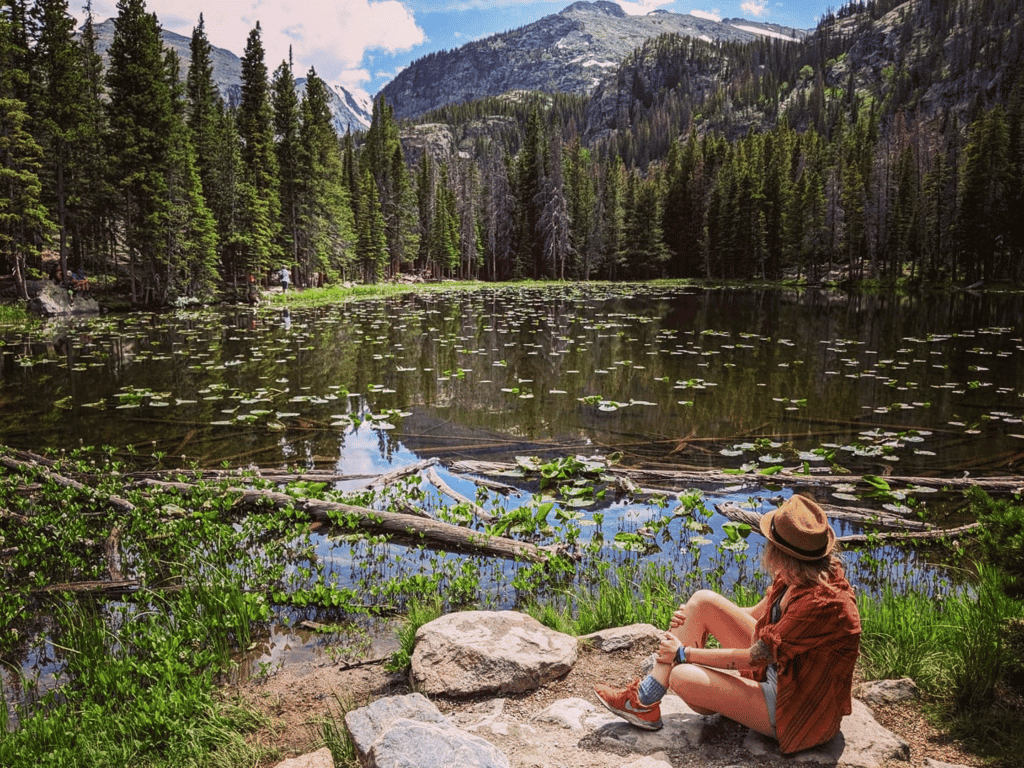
[30,0,91,278]
[236,21,280,279]
[185,14,219,211]
[536,134,573,280]
[206,102,245,285]
[0,8,53,299]
[272,52,300,274]
[73,0,113,275]
[163,47,217,300]
[297,67,354,283]
[105,0,175,304]
[362,95,415,276]
[355,166,386,282]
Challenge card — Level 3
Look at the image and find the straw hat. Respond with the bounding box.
[759,494,836,561]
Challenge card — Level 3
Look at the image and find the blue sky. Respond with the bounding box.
[77,0,832,102]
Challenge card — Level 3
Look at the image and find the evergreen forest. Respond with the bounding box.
[1,0,1023,306]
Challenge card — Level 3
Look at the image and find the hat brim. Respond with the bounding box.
[759,509,836,561]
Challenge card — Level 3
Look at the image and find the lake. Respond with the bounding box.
[3,283,1022,477]
[4,282,1020,718]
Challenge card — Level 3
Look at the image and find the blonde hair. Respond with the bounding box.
[762,540,843,587]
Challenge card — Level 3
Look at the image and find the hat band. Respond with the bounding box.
[771,518,828,559]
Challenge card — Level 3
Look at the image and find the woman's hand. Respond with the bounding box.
[656,630,683,665]
[669,603,687,629]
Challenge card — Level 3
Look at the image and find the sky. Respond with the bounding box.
[76,0,831,103]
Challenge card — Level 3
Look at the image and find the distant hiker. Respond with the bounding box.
[594,494,861,755]
[280,266,291,292]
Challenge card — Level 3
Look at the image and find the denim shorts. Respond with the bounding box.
[759,664,778,734]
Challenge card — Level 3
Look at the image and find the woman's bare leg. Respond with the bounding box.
[648,589,760,715]
[669,663,773,736]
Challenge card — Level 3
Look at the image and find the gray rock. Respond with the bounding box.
[533,696,618,732]
[344,692,447,758]
[368,717,510,768]
[410,610,577,696]
[271,747,333,768]
[24,280,99,316]
[743,699,910,767]
[594,693,705,752]
[854,677,920,706]
[622,756,673,768]
[579,623,661,652]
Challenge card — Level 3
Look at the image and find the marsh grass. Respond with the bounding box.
[318,693,360,768]
[858,563,1024,761]
[384,597,444,672]
[0,304,31,326]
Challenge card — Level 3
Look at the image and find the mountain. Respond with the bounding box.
[86,19,371,133]
[379,1,808,121]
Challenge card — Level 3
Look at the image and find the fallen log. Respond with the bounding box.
[135,478,560,563]
[366,458,439,489]
[836,522,982,545]
[34,578,140,595]
[0,453,136,515]
[425,466,495,523]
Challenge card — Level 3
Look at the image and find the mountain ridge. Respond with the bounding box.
[378,1,808,121]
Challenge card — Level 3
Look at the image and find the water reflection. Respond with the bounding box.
[3,285,1020,476]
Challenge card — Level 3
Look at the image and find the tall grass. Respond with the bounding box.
[846,564,1023,761]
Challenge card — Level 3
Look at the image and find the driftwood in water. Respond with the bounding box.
[425,466,495,523]
[135,478,558,564]
[715,503,981,546]
[0,453,136,515]
[447,459,1023,494]
[716,502,933,532]
[366,458,439,489]
[835,522,983,545]
[34,578,140,595]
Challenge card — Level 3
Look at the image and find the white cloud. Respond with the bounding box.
[79,1,425,93]
[741,1,769,17]
[689,8,722,21]
[618,0,674,14]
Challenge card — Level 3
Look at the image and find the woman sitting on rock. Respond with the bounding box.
[595,494,861,755]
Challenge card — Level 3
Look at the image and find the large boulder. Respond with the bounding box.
[344,692,509,768]
[23,280,99,316]
[578,623,661,652]
[410,610,577,697]
[743,699,910,767]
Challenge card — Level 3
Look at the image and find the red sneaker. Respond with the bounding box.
[594,678,663,730]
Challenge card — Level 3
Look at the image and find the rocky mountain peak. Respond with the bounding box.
[379,3,805,121]
[560,1,627,18]
[84,18,370,133]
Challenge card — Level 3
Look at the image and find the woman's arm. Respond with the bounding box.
[684,640,774,672]
[658,631,774,672]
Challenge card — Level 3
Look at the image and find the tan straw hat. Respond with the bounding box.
[759,494,836,561]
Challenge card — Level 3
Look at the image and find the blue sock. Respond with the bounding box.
[636,675,667,706]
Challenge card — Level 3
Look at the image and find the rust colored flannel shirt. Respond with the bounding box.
[742,566,861,754]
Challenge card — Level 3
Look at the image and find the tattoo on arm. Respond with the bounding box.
[749,639,772,668]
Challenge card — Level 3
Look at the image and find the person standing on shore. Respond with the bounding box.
[280,265,291,292]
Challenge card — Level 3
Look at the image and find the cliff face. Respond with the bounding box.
[87,19,372,133]
[379,1,806,121]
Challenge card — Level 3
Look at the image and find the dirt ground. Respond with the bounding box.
[231,638,985,768]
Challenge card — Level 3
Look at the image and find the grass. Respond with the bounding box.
[2,445,1022,768]
[859,563,1024,763]
[264,279,494,308]
[0,303,32,326]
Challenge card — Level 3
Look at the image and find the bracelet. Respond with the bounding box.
[676,645,688,664]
